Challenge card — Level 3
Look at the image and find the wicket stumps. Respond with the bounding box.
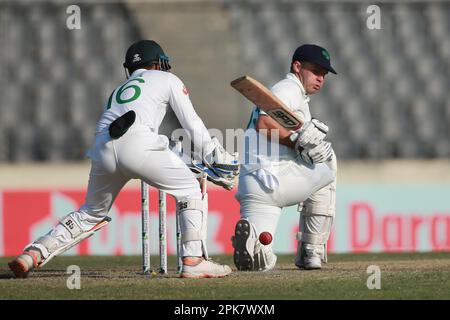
[141,181,151,274]
[141,183,181,275]
[141,176,208,276]
[158,189,168,274]
[140,139,207,276]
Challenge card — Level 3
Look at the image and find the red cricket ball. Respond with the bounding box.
[259,231,273,245]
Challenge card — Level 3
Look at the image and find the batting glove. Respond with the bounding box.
[292,118,329,151]
[299,140,334,165]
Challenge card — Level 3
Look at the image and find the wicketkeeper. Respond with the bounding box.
[9,40,239,279]
[233,44,337,271]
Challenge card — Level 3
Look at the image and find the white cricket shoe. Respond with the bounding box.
[302,256,322,270]
[180,257,232,279]
[254,244,277,272]
[8,250,41,278]
[232,219,257,271]
[296,244,323,270]
[232,219,277,271]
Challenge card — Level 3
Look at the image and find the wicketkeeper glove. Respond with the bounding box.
[203,137,240,179]
[189,161,236,190]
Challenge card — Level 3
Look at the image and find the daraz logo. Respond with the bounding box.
[322,50,330,60]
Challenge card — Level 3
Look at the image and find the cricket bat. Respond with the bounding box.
[230,75,303,131]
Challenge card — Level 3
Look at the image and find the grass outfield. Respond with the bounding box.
[0,252,449,300]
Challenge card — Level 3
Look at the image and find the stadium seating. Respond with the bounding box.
[224,0,450,159]
[0,2,140,161]
[0,1,448,160]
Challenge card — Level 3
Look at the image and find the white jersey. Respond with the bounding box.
[242,73,312,176]
[96,69,211,149]
[36,72,215,264]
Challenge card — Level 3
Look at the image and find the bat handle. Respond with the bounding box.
[289,131,298,142]
[200,172,207,195]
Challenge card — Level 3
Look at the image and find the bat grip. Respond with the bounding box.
[289,131,298,142]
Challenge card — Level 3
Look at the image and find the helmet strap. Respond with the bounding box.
[124,67,130,79]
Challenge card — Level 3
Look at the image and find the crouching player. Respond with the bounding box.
[232,44,338,271]
[9,40,239,279]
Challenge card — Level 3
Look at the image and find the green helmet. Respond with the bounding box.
[123,40,171,71]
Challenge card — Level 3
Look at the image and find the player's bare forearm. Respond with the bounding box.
[256,115,295,148]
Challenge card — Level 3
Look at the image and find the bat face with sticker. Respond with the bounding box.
[231,75,303,131]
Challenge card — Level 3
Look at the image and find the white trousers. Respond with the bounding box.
[47,126,204,257]
[235,159,335,239]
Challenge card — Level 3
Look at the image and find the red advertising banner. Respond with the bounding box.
[1,185,449,257]
[0,188,240,257]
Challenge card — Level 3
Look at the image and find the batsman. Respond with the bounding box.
[232,44,338,271]
[9,40,239,279]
